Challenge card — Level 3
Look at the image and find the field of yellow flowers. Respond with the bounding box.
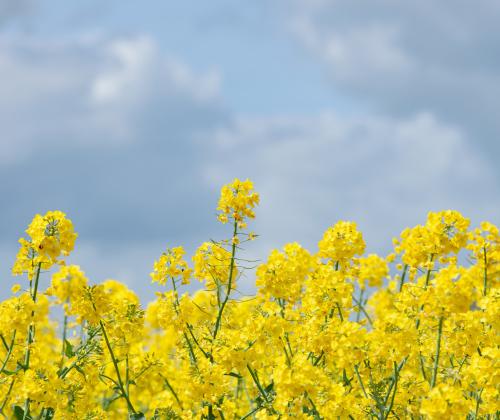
[1,179,498,419]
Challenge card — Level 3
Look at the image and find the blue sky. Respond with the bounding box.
[1,0,499,301]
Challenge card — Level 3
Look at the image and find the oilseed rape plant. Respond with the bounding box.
[0,179,498,419]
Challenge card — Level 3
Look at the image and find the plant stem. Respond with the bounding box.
[430,316,444,389]
[161,374,183,409]
[398,265,408,292]
[483,246,488,296]
[22,262,42,418]
[60,311,68,369]
[351,295,373,327]
[0,330,16,375]
[99,320,138,415]
[355,289,364,322]
[246,364,269,403]
[0,378,15,414]
[335,302,344,322]
[213,221,238,339]
[354,365,368,399]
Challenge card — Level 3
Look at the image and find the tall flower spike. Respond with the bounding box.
[318,221,365,264]
[217,178,259,228]
[151,246,192,286]
[12,210,77,278]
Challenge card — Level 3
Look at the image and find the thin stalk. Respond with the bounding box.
[398,265,408,292]
[24,263,42,369]
[22,262,42,418]
[418,353,427,381]
[351,295,373,327]
[474,388,483,419]
[355,288,364,322]
[161,374,183,409]
[0,335,9,352]
[423,255,435,289]
[170,277,200,367]
[125,355,130,397]
[281,339,292,367]
[59,311,68,369]
[213,221,238,339]
[186,323,212,361]
[0,378,15,414]
[430,317,444,389]
[384,359,407,419]
[335,302,344,322]
[240,406,261,420]
[100,320,138,415]
[305,391,321,418]
[246,364,269,403]
[354,365,368,399]
[0,330,16,375]
[416,255,435,330]
[313,350,324,367]
[483,246,488,296]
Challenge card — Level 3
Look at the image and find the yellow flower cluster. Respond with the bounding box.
[318,221,366,266]
[1,180,498,419]
[217,178,259,227]
[12,210,77,279]
[151,247,192,286]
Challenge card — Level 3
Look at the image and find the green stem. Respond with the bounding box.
[0,330,16,375]
[186,323,212,361]
[351,295,373,327]
[240,406,261,420]
[335,302,344,322]
[0,378,15,414]
[100,320,138,415]
[213,221,238,339]
[170,277,200,367]
[305,391,321,419]
[22,262,42,418]
[354,365,368,399]
[474,388,483,419]
[161,374,183,409]
[418,353,427,381]
[416,255,435,330]
[355,289,364,322]
[483,246,488,296]
[182,331,198,366]
[246,364,269,403]
[59,312,68,369]
[423,255,435,289]
[24,263,42,369]
[383,358,407,419]
[430,317,444,389]
[398,265,408,292]
[313,350,324,367]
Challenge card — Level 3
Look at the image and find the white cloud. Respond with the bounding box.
[91,36,220,105]
[285,0,500,163]
[0,34,223,165]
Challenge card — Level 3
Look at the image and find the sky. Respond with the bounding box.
[1,0,499,302]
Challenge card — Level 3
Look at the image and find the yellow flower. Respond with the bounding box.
[318,220,365,265]
[217,178,259,225]
[151,246,192,286]
[11,284,21,294]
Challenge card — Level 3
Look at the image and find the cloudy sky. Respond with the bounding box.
[1,0,498,301]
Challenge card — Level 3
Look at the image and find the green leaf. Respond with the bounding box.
[64,339,74,358]
[74,365,86,378]
[13,406,26,420]
[264,381,275,394]
[129,412,145,419]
